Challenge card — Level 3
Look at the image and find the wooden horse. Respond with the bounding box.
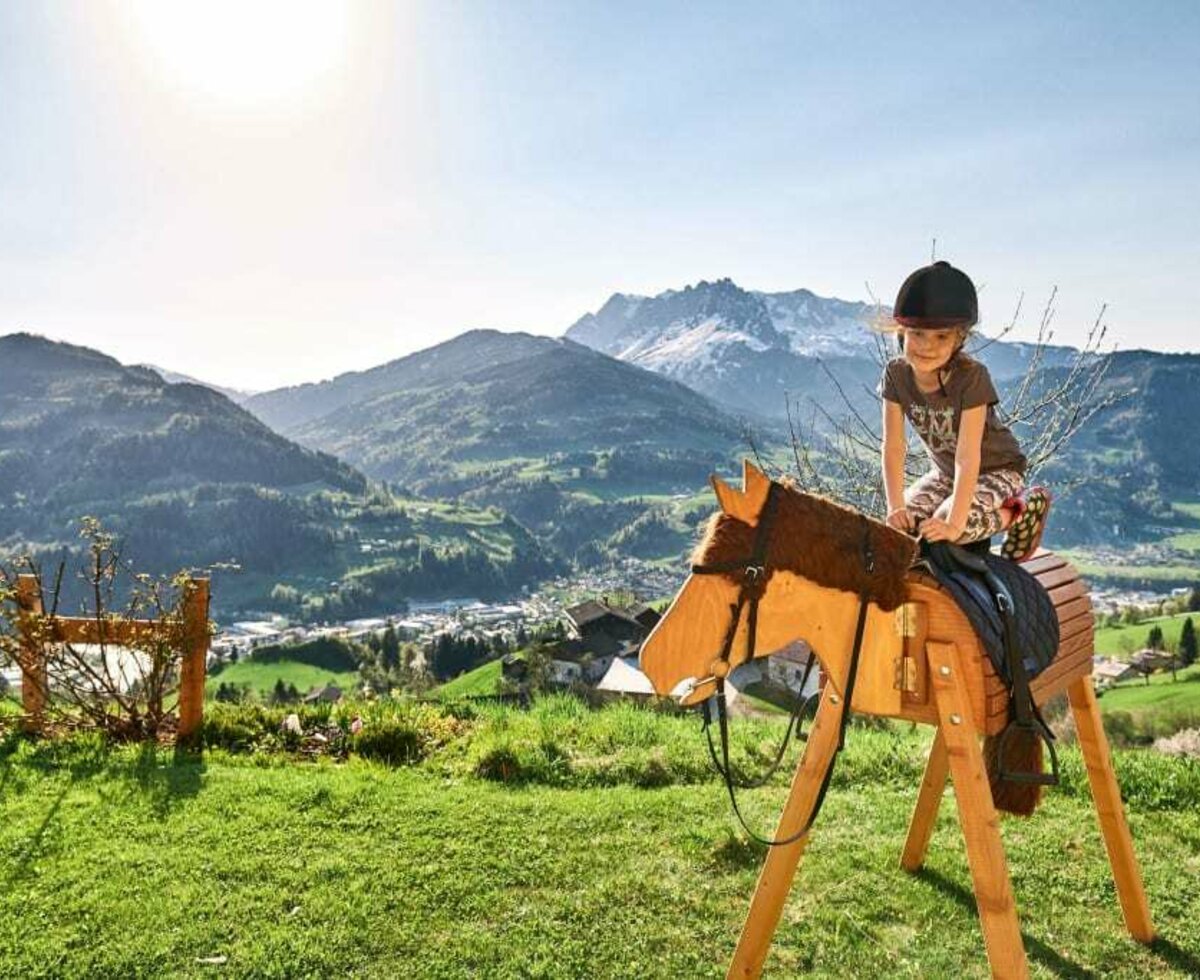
[640,460,1154,980]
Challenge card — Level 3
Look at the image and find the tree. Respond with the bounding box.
[1146,625,1165,650]
[770,287,1120,516]
[0,518,214,739]
[1189,586,1200,613]
[381,625,400,671]
[1180,617,1198,668]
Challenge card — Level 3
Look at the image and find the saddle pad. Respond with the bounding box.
[920,541,1060,684]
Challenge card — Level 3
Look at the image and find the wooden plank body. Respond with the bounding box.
[860,550,1095,734]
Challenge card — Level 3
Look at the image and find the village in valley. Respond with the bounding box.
[187,565,1199,708]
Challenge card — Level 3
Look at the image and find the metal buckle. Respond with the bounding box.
[743,565,765,583]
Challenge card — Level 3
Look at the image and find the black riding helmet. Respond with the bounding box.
[893,260,978,396]
[894,260,978,328]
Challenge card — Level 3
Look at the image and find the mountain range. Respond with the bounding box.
[563,278,1080,422]
[4,276,1200,616]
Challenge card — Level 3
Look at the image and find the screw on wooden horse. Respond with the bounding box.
[640,460,1153,980]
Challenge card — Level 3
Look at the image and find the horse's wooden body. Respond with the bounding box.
[871,550,1094,735]
[640,462,1153,980]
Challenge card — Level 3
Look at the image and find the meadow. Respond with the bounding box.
[2,697,1199,978]
[204,659,360,701]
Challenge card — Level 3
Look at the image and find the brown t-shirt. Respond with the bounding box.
[878,355,1026,477]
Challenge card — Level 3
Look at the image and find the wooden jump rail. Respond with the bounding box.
[12,573,210,742]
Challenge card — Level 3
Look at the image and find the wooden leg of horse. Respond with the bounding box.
[900,727,949,872]
[1067,676,1155,943]
[727,687,845,980]
[927,641,1028,980]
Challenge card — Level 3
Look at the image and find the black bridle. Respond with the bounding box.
[690,479,876,846]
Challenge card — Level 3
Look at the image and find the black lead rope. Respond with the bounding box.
[697,513,877,848]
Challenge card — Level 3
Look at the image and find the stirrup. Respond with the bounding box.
[995,716,1061,786]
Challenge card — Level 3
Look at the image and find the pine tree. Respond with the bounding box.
[1147,625,1165,650]
[1180,617,1198,668]
[381,625,400,670]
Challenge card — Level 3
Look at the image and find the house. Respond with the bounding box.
[549,660,583,686]
[563,598,657,659]
[595,656,657,699]
[303,684,343,704]
[759,640,818,696]
[1092,658,1137,688]
[1130,649,1174,673]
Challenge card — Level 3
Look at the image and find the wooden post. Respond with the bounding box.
[1067,676,1154,942]
[176,577,210,745]
[727,686,845,979]
[901,727,949,872]
[928,640,1028,980]
[15,574,47,735]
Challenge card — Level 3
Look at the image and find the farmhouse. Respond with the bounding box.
[1092,658,1138,688]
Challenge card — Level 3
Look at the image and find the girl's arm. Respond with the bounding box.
[944,404,987,535]
[881,399,909,521]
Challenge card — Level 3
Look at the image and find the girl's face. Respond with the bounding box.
[900,326,963,375]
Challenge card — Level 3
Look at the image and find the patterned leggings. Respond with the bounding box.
[904,468,1024,543]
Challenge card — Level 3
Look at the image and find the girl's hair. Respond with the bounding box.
[870,313,972,396]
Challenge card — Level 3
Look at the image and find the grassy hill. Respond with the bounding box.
[432,658,504,699]
[205,659,360,700]
[1093,610,1198,657]
[0,334,564,618]
[2,704,1198,977]
[247,330,754,566]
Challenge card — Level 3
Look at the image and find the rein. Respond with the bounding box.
[690,480,876,846]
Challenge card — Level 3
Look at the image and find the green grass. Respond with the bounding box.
[1164,530,1200,553]
[433,659,504,699]
[205,659,359,700]
[1058,551,1200,588]
[2,722,1198,978]
[1098,665,1200,712]
[1093,611,1198,657]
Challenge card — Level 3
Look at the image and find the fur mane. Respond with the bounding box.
[691,478,918,611]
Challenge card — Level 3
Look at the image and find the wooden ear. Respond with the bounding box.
[709,474,740,516]
[710,468,764,524]
[741,459,772,521]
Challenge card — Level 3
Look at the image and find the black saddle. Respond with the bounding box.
[919,538,1061,786]
[920,539,1059,683]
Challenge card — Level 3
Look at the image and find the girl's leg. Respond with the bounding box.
[957,470,1025,543]
[905,470,953,523]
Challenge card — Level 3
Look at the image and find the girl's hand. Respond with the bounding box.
[919,517,965,542]
[886,507,916,532]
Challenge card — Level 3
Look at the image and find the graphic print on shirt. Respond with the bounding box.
[909,404,957,457]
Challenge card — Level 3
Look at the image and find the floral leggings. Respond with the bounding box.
[904,468,1025,543]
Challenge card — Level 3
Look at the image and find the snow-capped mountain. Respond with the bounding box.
[567,278,876,373]
[564,278,881,419]
[564,278,1078,422]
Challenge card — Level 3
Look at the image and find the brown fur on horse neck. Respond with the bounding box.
[691,479,919,612]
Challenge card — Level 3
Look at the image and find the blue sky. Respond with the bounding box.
[2,2,1197,389]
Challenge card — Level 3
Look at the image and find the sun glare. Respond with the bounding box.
[121,0,352,108]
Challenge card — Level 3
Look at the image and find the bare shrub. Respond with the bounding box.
[0,517,212,739]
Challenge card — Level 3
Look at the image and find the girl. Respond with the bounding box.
[878,260,1050,561]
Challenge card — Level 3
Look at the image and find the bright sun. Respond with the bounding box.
[121,0,352,108]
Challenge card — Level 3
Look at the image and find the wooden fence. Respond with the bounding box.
[12,573,210,741]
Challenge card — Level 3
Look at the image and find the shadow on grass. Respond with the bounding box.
[3,783,68,888]
[912,867,1095,978]
[711,832,767,872]
[1148,936,1200,977]
[9,732,206,817]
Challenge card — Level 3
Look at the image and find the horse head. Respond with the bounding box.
[639,460,918,705]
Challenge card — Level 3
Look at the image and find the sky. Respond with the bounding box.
[2,1,1198,391]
